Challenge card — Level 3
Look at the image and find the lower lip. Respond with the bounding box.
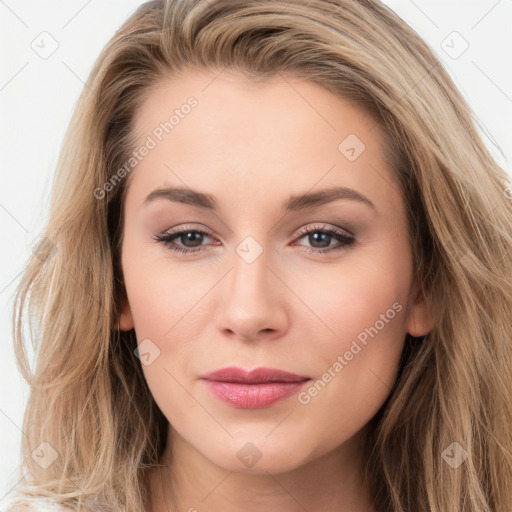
[202,380,309,409]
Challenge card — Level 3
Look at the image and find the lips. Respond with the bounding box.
[200,366,311,409]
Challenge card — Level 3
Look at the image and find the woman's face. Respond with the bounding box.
[119,68,434,474]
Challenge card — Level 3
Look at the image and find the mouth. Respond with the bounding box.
[200,366,311,409]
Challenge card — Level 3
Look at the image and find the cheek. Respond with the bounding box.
[122,260,206,427]
[121,228,214,340]
[297,244,412,404]
[293,246,411,348]
[292,256,410,439]
[121,236,228,410]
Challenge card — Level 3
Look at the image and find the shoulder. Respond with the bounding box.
[0,492,75,512]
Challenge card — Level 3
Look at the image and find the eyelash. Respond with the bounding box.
[153,224,355,256]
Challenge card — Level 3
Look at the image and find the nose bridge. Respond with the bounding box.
[229,234,272,299]
[213,232,289,340]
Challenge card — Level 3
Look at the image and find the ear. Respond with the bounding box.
[118,295,135,331]
[405,277,436,337]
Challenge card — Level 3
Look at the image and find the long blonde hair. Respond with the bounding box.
[11,0,512,510]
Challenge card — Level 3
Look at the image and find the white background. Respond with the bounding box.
[1,0,511,497]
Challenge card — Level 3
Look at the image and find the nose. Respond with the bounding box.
[214,244,289,342]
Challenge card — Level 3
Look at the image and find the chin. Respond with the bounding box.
[203,436,314,475]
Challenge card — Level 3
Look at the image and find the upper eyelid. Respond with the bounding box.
[296,223,353,238]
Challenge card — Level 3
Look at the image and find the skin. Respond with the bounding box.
[118,67,435,512]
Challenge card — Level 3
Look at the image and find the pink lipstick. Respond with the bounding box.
[200,366,311,409]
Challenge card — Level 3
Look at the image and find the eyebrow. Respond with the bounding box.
[143,185,376,212]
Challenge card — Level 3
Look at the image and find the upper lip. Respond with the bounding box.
[200,366,310,384]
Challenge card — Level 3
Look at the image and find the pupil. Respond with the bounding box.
[310,232,330,248]
[182,232,202,247]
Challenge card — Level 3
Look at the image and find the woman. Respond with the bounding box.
[3,0,512,510]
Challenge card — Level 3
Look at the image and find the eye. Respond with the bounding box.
[153,223,355,255]
[293,224,355,254]
[153,225,217,255]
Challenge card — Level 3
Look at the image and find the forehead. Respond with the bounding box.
[125,67,400,216]
[132,67,379,140]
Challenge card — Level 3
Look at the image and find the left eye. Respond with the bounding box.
[153,224,355,255]
[294,224,355,254]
